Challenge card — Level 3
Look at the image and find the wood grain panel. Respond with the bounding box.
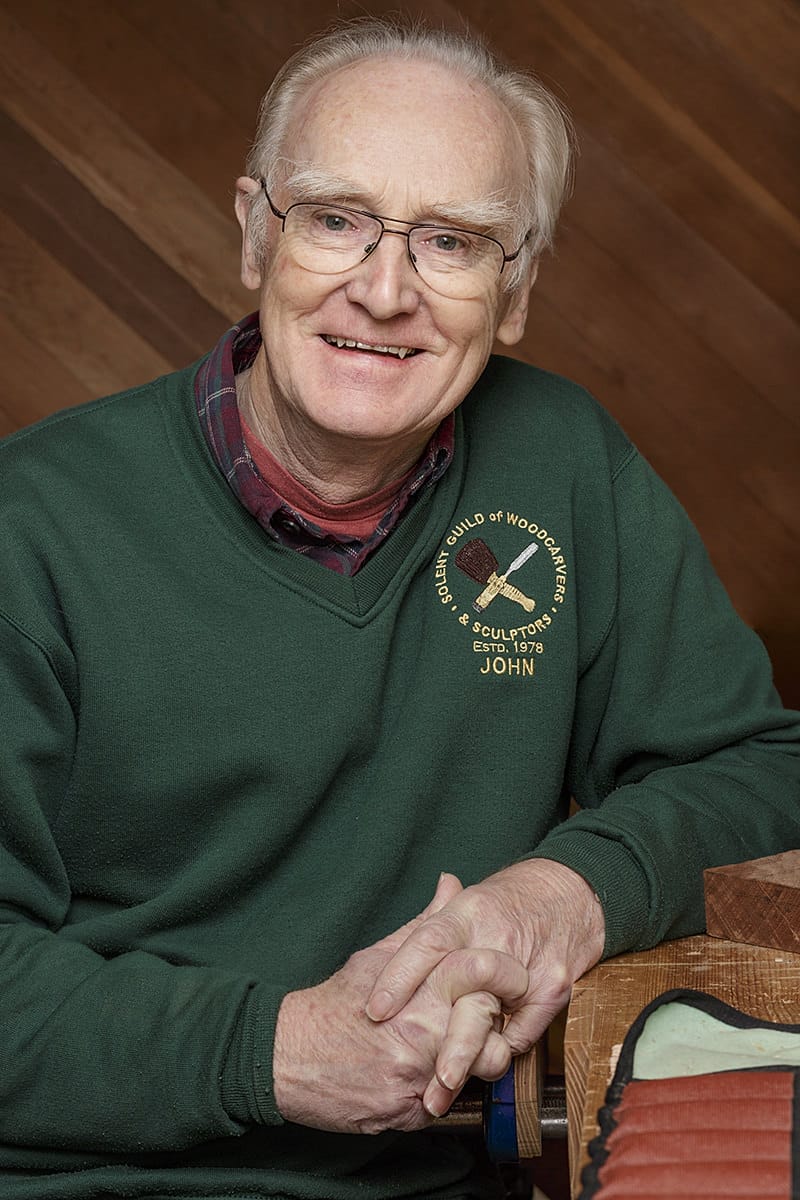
[13,0,251,215]
[0,7,246,318]
[477,0,800,314]
[677,0,800,111]
[566,131,799,424]
[0,111,226,364]
[0,208,171,398]
[565,0,799,215]
[0,310,92,436]
[120,0,288,133]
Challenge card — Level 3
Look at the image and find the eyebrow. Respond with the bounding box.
[279,164,522,236]
[424,198,523,236]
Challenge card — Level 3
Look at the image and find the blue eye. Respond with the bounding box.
[434,234,462,252]
[323,213,350,232]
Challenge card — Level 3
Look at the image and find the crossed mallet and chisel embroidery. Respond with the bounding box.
[455,538,538,613]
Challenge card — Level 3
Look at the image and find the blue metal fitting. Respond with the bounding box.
[483,1061,518,1162]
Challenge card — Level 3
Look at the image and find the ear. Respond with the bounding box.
[495,259,539,347]
[235,176,263,291]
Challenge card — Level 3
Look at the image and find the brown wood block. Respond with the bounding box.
[704,850,800,953]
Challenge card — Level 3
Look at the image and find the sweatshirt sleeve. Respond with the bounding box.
[530,449,800,958]
[0,610,283,1153]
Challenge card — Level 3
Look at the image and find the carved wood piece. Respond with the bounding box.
[704,849,800,953]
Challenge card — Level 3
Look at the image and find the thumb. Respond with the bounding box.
[420,871,464,918]
[374,873,463,955]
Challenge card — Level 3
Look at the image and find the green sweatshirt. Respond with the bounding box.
[1,354,797,1199]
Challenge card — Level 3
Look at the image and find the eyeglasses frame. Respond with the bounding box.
[257,179,529,284]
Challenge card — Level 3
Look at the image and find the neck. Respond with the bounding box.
[236,359,431,504]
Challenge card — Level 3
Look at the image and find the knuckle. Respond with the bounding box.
[465,947,496,987]
[532,958,572,1004]
[545,957,571,990]
[504,1028,532,1056]
[503,1010,540,1055]
[355,1115,384,1135]
[387,1020,430,1068]
[460,885,519,955]
[447,947,501,992]
[394,1101,431,1133]
[468,987,502,1020]
[417,911,465,955]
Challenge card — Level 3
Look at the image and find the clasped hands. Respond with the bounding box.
[273,859,605,1135]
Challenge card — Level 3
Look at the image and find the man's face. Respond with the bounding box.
[236,57,532,458]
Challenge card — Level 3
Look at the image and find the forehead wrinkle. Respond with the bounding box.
[280,58,527,235]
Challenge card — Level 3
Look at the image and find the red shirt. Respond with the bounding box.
[194,314,454,576]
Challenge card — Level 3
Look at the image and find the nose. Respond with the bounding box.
[343,228,423,318]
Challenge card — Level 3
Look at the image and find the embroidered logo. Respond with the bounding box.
[432,508,568,679]
[455,538,538,613]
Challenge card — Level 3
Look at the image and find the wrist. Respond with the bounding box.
[273,989,309,1123]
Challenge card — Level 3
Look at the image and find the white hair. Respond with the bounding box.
[243,17,576,289]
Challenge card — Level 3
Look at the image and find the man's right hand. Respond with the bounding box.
[272,874,529,1133]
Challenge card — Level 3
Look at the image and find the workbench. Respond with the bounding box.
[563,934,800,1197]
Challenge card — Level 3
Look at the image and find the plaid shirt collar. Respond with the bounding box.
[194,314,454,576]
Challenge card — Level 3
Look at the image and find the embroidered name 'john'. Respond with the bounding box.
[479,656,535,677]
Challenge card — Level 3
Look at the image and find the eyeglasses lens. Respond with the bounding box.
[283,204,502,299]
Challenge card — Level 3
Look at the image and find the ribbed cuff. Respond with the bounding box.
[526,827,654,959]
[220,985,287,1126]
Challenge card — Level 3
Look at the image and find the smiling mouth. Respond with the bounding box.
[322,335,420,360]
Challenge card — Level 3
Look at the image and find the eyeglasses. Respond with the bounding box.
[258,180,528,300]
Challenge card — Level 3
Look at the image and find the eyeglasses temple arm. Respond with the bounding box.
[257,178,287,221]
[503,229,533,266]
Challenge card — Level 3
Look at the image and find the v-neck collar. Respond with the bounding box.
[162,361,467,625]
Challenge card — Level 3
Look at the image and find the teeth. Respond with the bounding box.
[324,335,417,358]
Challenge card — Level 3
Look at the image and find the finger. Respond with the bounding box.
[470,1029,513,1082]
[422,1072,459,1120]
[423,1028,512,1119]
[433,991,510,1093]
[369,873,463,959]
[421,872,464,918]
[366,909,467,1021]
[434,948,529,1009]
[500,959,574,1054]
[502,997,565,1056]
[369,942,527,1025]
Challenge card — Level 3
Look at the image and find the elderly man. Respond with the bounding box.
[1,17,798,1200]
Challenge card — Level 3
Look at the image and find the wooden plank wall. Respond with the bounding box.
[1,0,798,705]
